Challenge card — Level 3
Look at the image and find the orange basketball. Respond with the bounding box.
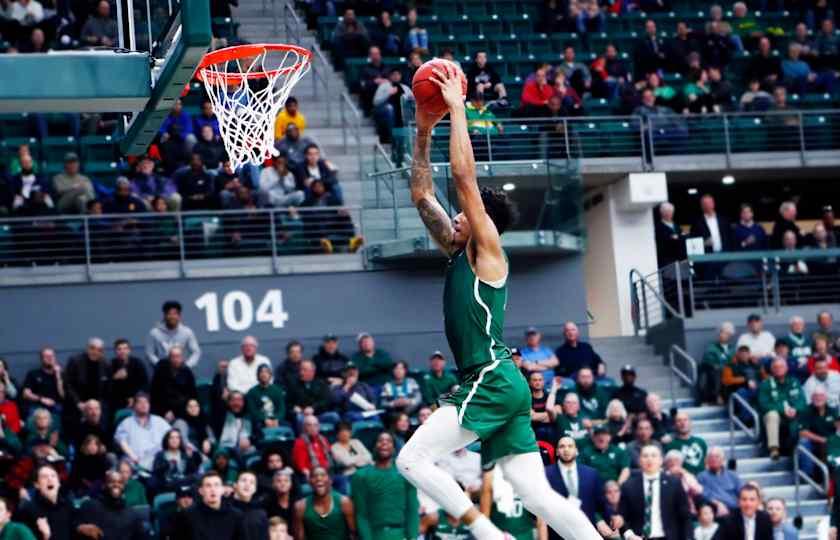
[412,58,468,116]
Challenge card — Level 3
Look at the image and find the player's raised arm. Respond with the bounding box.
[410,107,456,256]
[431,65,504,261]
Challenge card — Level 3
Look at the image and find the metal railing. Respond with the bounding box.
[793,443,832,528]
[629,262,686,335]
[310,45,333,126]
[668,344,697,407]
[728,392,761,467]
[340,91,363,181]
[0,206,362,283]
[408,110,840,169]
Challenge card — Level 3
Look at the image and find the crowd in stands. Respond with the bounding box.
[0,299,836,539]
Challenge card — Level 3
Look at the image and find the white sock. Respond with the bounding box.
[468,515,505,540]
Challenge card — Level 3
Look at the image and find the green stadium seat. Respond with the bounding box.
[800,93,833,110]
[601,120,642,156]
[803,114,836,151]
[583,97,611,116]
[42,136,78,164]
[352,419,384,451]
[114,407,133,426]
[320,422,336,442]
[196,381,212,415]
[731,116,768,152]
[3,137,40,160]
[0,114,32,138]
[80,135,116,162]
[507,16,534,36]
[479,18,504,35]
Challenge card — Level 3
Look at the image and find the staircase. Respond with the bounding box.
[591,336,831,539]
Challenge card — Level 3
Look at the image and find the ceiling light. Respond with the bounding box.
[722,175,735,185]
[687,188,698,195]
[502,182,516,192]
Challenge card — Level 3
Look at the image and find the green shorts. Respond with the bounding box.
[441,359,538,465]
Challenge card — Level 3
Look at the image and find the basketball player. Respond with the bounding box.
[396,63,601,540]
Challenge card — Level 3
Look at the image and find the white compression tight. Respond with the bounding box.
[397,406,602,540]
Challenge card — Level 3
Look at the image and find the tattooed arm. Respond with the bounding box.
[410,128,455,256]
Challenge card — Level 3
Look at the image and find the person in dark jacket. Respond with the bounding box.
[770,201,802,249]
[64,338,109,415]
[276,341,304,388]
[655,202,687,267]
[712,484,773,540]
[174,153,215,211]
[612,366,649,415]
[331,363,378,421]
[733,204,768,251]
[285,360,332,421]
[312,335,350,383]
[689,194,732,254]
[634,20,667,80]
[74,470,145,540]
[15,465,75,540]
[173,471,246,540]
[554,322,606,379]
[108,339,149,413]
[150,346,198,421]
[228,471,268,540]
[151,429,203,494]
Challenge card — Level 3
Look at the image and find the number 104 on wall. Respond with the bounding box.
[195,290,290,332]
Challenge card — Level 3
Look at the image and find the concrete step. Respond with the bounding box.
[733,456,792,473]
[678,405,727,419]
[691,418,731,432]
[701,430,755,446]
[762,484,821,501]
[741,470,795,487]
[792,499,832,517]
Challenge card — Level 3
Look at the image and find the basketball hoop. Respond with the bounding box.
[196,43,311,170]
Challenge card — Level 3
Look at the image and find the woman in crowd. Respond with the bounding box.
[151,428,203,494]
[380,361,422,415]
[330,422,373,478]
[604,399,633,443]
[68,434,109,497]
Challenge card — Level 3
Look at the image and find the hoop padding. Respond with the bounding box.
[198,44,311,170]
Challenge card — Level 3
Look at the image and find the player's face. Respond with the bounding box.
[452,212,471,248]
[310,468,330,495]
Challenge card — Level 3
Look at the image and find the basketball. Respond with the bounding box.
[411,58,468,116]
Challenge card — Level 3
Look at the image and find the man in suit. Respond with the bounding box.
[690,194,731,281]
[655,202,686,268]
[617,444,691,540]
[543,437,619,539]
[712,484,773,540]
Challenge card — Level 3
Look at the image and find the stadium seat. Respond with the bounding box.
[196,381,212,415]
[79,135,116,162]
[352,419,384,451]
[42,136,79,164]
[113,407,133,426]
[152,492,177,535]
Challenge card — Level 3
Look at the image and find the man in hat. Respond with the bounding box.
[161,485,195,539]
[351,333,394,387]
[246,364,286,428]
[52,152,94,214]
[331,362,378,421]
[581,426,630,484]
[611,366,648,415]
[421,351,459,407]
[313,334,350,385]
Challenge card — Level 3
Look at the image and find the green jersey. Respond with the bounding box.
[422,370,460,405]
[443,250,512,376]
[351,349,394,385]
[798,405,839,437]
[555,414,590,448]
[351,464,419,540]
[302,493,350,540]
[758,376,806,415]
[702,342,731,368]
[432,510,473,540]
[575,384,611,420]
[0,523,36,540]
[582,444,630,482]
[665,436,708,474]
[245,383,286,425]
[490,497,535,540]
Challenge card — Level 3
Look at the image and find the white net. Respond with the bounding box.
[198,44,311,170]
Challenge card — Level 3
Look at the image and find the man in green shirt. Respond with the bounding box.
[700,321,734,403]
[574,367,610,421]
[480,466,535,540]
[826,416,840,470]
[0,496,35,540]
[245,365,286,428]
[758,356,807,460]
[429,510,472,540]
[421,351,459,407]
[581,426,630,484]
[293,467,355,540]
[664,411,708,475]
[798,387,837,476]
[351,432,419,540]
[782,315,812,379]
[350,333,394,387]
[555,392,591,450]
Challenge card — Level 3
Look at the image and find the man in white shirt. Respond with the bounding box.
[6,0,44,24]
[227,335,271,394]
[736,314,776,362]
[804,358,840,407]
[114,392,171,470]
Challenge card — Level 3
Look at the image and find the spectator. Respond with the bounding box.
[150,346,197,422]
[106,176,147,214]
[466,51,508,107]
[708,66,734,110]
[115,393,170,470]
[229,470,269,540]
[275,340,303,387]
[804,357,840,407]
[665,22,702,74]
[542,437,615,537]
[798,386,837,475]
[558,46,592,98]
[372,68,410,144]
[612,365,648,415]
[465,90,502,136]
[748,37,782,90]
[350,333,393,388]
[158,99,194,145]
[530,372,556,443]
[581,425,630,484]
[173,471,246,540]
[665,411,708,475]
[694,504,719,540]
[312,334,350,383]
[52,152,94,214]
[402,50,424,83]
[117,459,148,507]
[690,194,731,256]
[813,311,840,355]
[68,434,108,497]
[683,68,715,113]
[380,361,422,415]
[227,336,271,395]
[274,97,306,141]
[151,429,202,493]
[286,360,331,420]
[0,384,21,435]
[605,399,633,445]
[628,419,661,469]
[829,416,840,469]
[739,79,774,111]
[698,446,743,515]
[663,450,704,516]
[770,201,803,250]
[331,363,378,420]
[766,498,797,540]
[370,10,400,56]
[590,43,629,100]
[332,8,369,69]
[520,65,554,116]
[403,7,428,53]
[722,345,762,402]
[537,0,569,33]
[0,359,17,404]
[351,432,418,540]
[215,391,255,457]
[815,19,839,64]
[642,392,675,440]
[293,467,355,538]
[131,156,180,210]
[781,316,812,375]
[736,313,776,362]
[359,46,387,114]
[258,155,304,208]
[702,21,734,69]
[246,365,286,429]
[758,356,806,459]
[298,145,340,200]
[263,470,294,524]
[555,321,605,380]
[617,444,691,540]
[107,338,149,414]
[273,124,316,170]
[574,367,610,421]
[712,484,773,540]
[146,300,201,368]
[22,347,65,415]
[81,0,117,46]
[331,421,373,477]
[193,100,220,138]
[175,154,215,211]
[556,392,592,447]
[699,322,735,404]
[192,125,225,170]
[64,337,108,415]
[0,496,35,540]
[72,399,110,451]
[520,327,560,388]
[24,407,66,457]
[654,202,686,268]
[783,42,836,95]
[17,465,74,540]
[9,154,52,211]
[733,204,768,251]
[634,20,666,80]
[291,415,331,480]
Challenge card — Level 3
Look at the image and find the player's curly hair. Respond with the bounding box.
[480,186,518,235]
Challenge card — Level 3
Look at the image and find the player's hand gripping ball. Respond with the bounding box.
[412,58,468,116]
